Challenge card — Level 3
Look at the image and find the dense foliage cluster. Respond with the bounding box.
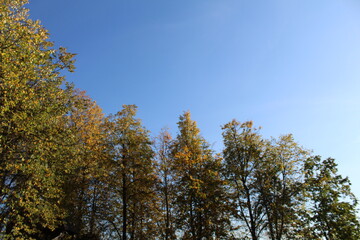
[1,1,359,239]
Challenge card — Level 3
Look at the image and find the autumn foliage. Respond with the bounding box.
[1,1,359,239]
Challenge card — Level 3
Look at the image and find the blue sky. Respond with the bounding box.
[28,0,360,198]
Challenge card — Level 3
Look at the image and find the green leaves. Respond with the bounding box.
[172,111,231,239]
[105,105,159,240]
[222,120,266,240]
[1,1,359,239]
[222,120,312,240]
[304,156,360,240]
[0,1,76,238]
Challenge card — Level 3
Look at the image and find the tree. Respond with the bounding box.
[258,134,308,240]
[0,0,75,238]
[106,105,159,240]
[303,156,360,240]
[172,111,231,239]
[155,129,176,240]
[222,121,309,240]
[222,120,267,240]
[60,90,109,239]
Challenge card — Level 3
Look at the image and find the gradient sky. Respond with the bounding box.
[28,0,360,198]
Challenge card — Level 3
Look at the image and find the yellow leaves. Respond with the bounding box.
[0,1,80,238]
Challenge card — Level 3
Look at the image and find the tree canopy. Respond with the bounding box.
[1,1,359,239]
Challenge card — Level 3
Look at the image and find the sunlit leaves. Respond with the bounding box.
[0,1,75,238]
[172,111,231,239]
[105,105,159,240]
[303,156,360,240]
[1,1,359,239]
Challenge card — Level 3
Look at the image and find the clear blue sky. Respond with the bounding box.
[28,0,360,198]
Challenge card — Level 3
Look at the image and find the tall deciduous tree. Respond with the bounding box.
[60,90,109,239]
[0,0,75,238]
[106,105,159,240]
[303,156,360,240]
[259,134,308,240]
[172,111,231,239]
[155,129,176,240]
[222,120,266,240]
[222,121,308,240]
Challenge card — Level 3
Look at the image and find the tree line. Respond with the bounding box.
[1,1,359,239]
